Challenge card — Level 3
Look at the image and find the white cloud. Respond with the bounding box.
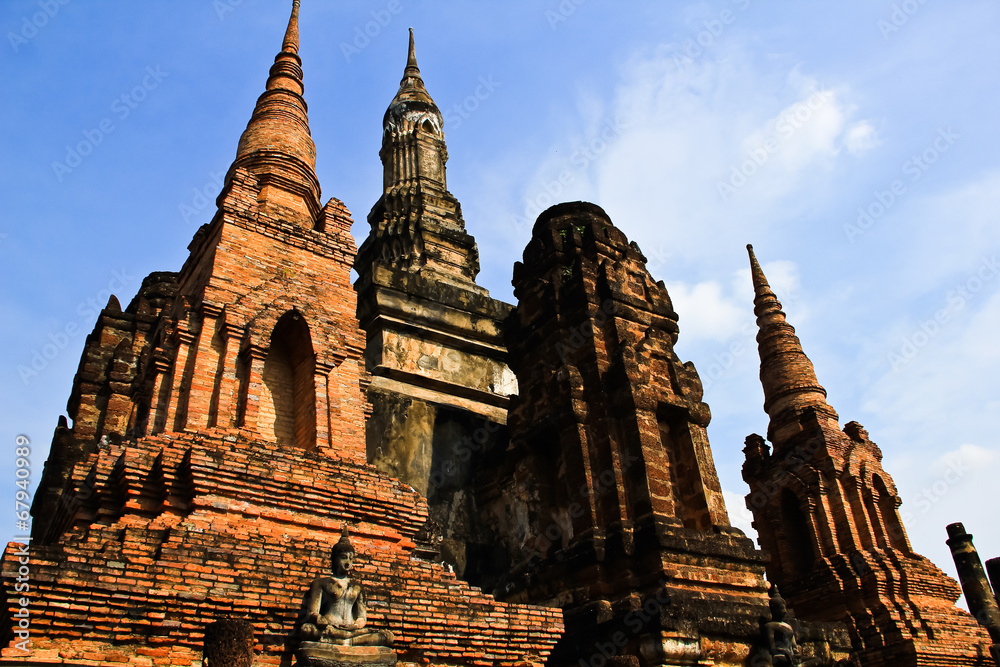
[845,120,881,154]
[569,48,874,281]
[666,258,802,346]
[935,443,998,470]
[731,259,801,304]
[665,280,744,343]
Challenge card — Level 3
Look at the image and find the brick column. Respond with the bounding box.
[803,498,826,561]
[689,425,729,527]
[212,323,244,429]
[830,477,864,552]
[163,327,196,432]
[184,305,221,429]
[314,361,334,452]
[815,489,840,555]
[238,345,267,433]
[148,353,173,435]
[844,477,876,549]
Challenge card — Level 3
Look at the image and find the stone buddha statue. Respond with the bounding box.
[762,586,847,667]
[765,586,798,667]
[296,528,394,650]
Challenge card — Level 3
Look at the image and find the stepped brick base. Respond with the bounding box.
[1,431,563,666]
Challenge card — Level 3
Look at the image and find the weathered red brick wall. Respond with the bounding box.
[4,432,563,666]
[121,169,369,466]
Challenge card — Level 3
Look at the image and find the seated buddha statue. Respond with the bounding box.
[297,528,394,647]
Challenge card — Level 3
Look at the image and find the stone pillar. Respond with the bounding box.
[946,523,1000,646]
[203,617,255,667]
[988,557,1000,606]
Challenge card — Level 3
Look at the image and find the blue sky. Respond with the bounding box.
[2,0,998,604]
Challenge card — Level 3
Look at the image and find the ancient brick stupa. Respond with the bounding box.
[0,3,561,665]
[742,244,996,666]
[474,202,853,666]
[353,29,514,579]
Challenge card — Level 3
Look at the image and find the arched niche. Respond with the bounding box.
[780,488,816,581]
[259,310,316,450]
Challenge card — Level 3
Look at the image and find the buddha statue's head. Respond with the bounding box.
[332,527,356,576]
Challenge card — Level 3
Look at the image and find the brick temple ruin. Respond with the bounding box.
[3,3,997,666]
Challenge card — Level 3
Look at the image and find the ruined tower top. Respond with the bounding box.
[357,29,484,286]
[383,28,440,133]
[748,244,837,444]
[230,0,321,226]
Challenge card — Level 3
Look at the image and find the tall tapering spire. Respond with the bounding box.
[406,27,418,72]
[282,0,300,54]
[747,245,836,442]
[230,0,320,226]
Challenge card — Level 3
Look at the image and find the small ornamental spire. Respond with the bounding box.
[264,0,304,97]
[747,245,836,440]
[387,28,437,113]
[748,244,771,293]
[406,27,419,74]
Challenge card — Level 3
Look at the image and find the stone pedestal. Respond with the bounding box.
[296,642,397,667]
